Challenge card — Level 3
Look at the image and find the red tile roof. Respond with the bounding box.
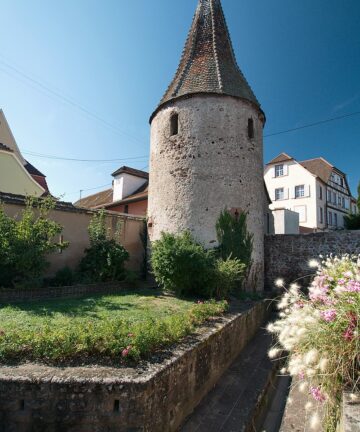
[266,153,294,165]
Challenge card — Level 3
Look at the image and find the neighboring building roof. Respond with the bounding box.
[75,181,149,210]
[299,158,333,184]
[266,153,294,165]
[111,166,149,179]
[102,184,149,209]
[24,161,46,177]
[152,0,261,120]
[75,188,113,209]
[0,143,13,152]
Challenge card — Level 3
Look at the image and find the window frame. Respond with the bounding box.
[275,187,285,201]
[295,185,305,199]
[275,164,284,177]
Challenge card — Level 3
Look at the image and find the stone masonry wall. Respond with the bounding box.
[265,231,360,289]
[148,94,265,291]
[0,301,270,432]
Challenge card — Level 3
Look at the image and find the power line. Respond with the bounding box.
[0,54,148,146]
[23,150,149,163]
[264,111,360,138]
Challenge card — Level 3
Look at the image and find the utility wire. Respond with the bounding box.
[23,150,149,163]
[264,111,360,138]
[0,55,148,146]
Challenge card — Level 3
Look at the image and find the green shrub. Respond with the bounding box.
[0,197,68,288]
[50,267,76,287]
[216,209,253,268]
[151,231,215,297]
[79,210,129,282]
[213,258,246,298]
[344,213,360,230]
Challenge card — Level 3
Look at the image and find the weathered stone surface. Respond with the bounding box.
[265,231,360,289]
[148,94,265,291]
[0,301,271,432]
[341,393,360,432]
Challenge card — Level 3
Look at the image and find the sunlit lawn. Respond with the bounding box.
[0,288,227,365]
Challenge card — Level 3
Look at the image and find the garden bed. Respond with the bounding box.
[0,288,227,366]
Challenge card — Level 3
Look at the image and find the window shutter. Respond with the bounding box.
[308,185,311,197]
[284,164,288,175]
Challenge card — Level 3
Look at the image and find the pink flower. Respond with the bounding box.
[344,271,353,278]
[294,301,305,309]
[122,345,132,357]
[320,309,337,322]
[338,279,346,286]
[128,333,134,338]
[298,371,305,380]
[345,280,360,293]
[343,312,357,342]
[310,386,326,402]
[197,300,204,304]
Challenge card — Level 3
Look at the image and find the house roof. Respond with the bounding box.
[24,160,46,177]
[75,188,114,209]
[75,181,149,210]
[151,0,261,121]
[112,166,149,179]
[0,143,13,152]
[266,153,294,165]
[299,158,334,184]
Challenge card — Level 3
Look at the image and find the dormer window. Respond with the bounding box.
[275,164,284,177]
[170,113,179,136]
[248,118,254,139]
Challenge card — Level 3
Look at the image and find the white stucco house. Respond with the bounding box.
[0,109,49,197]
[264,153,357,232]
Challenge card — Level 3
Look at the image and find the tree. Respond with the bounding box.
[0,196,68,287]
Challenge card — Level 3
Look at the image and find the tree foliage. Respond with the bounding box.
[216,209,253,269]
[0,196,68,288]
[79,210,129,282]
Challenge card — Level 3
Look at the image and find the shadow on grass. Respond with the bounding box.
[1,287,169,318]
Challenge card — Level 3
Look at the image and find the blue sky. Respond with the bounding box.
[0,0,359,201]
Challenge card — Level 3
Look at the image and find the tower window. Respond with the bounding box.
[170,113,179,136]
[124,205,129,214]
[248,118,254,139]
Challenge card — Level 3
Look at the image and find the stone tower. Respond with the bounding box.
[148,0,266,290]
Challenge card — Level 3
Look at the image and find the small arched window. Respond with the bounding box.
[170,113,179,136]
[248,118,254,139]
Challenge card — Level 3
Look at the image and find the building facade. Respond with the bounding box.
[148,0,266,290]
[75,166,148,216]
[0,110,49,196]
[264,153,356,232]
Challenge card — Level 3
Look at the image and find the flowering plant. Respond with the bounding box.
[268,254,360,431]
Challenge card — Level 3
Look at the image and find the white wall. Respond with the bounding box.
[0,151,44,196]
[113,173,147,202]
[264,161,318,230]
[272,208,300,234]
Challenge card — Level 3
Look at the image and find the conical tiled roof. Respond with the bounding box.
[154,0,260,117]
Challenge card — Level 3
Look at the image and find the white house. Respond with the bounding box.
[264,153,357,232]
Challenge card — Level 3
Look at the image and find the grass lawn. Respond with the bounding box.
[0,288,227,365]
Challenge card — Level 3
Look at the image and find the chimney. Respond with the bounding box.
[111,166,148,202]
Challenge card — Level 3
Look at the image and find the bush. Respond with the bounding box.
[151,231,215,297]
[79,210,129,282]
[267,255,360,431]
[50,267,76,287]
[0,197,68,288]
[213,258,247,299]
[216,209,253,268]
[344,213,360,230]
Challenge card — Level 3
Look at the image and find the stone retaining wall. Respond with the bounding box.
[0,282,141,305]
[265,231,360,289]
[0,301,271,432]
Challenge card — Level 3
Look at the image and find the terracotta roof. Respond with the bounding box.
[112,166,149,179]
[75,188,113,209]
[266,153,294,165]
[299,158,334,184]
[0,143,13,152]
[152,0,261,120]
[102,185,148,209]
